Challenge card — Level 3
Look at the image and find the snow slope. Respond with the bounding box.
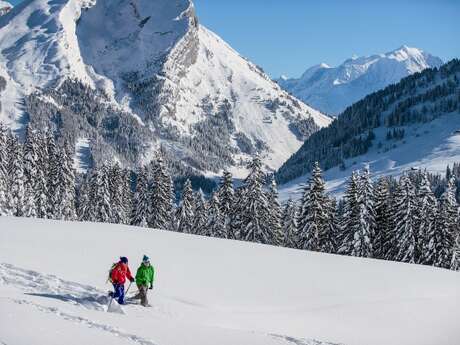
[0,0,330,174]
[278,46,443,115]
[280,111,460,200]
[1,217,460,345]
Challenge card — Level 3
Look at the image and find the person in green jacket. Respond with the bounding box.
[134,255,155,307]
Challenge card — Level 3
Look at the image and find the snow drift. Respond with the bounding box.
[1,216,460,345]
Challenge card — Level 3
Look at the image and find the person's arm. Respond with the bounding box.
[127,266,134,282]
[150,266,154,284]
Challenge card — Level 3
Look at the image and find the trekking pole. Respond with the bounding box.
[125,281,133,296]
[107,294,114,311]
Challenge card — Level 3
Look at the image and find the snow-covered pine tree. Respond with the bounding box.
[131,166,149,227]
[217,170,235,238]
[451,231,460,271]
[338,172,360,255]
[298,162,328,251]
[149,157,174,230]
[323,197,339,254]
[205,193,226,238]
[8,134,25,217]
[282,199,299,249]
[46,131,62,219]
[267,178,283,246]
[0,124,10,215]
[417,172,438,265]
[192,190,208,235]
[393,174,418,263]
[59,142,77,221]
[229,186,245,240]
[351,167,375,258]
[23,125,38,218]
[238,156,271,244]
[77,175,92,221]
[176,179,195,233]
[435,177,458,269]
[34,130,49,219]
[373,177,393,259]
[93,163,112,223]
[109,163,128,224]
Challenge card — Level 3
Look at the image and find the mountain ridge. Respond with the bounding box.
[278,46,443,115]
[0,0,330,177]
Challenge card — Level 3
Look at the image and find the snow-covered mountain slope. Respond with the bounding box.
[0,0,330,176]
[277,59,460,199]
[1,217,460,345]
[278,46,443,115]
[0,1,12,16]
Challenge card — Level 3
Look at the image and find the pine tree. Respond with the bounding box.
[205,193,226,238]
[238,156,270,243]
[46,131,62,219]
[77,175,92,221]
[217,170,235,238]
[435,177,458,269]
[23,126,38,218]
[59,142,77,221]
[323,197,338,253]
[267,178,283,245]
[131,166,149,227]
[8,134,25,217]
[373,177,393,259]
[339,172,360,255]
[282,199,299,249]
[0,124,10,215]
[393,174,418,263]
[352,167,375,258]
[298,162,328,251]
[109,163,129,224]
[176,179,195,233]
[193,190,208,235]
[149,157,174,230]
[34,131,48,219]
[417,172,438,265]
[92,164,112,223]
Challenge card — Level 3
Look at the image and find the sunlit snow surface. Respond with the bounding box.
[1,217,460,345]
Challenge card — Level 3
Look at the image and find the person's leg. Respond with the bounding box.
[132,285,142,300]
[117,284,125,304]
[111,283,120,298]
[140,285,148,306]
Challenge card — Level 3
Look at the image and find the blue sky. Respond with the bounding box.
[8,0,460,77]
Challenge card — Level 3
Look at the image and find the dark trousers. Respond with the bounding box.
[135,285,149,306]
[112,283,125,304]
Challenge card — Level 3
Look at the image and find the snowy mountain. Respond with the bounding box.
[0,1,12,16]
[0,0,330,177]
[277,59,460,198]
[1,216,460,345]
[278,46,443,115]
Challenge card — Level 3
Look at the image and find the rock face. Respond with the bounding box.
[278,46,443,116]
[0,0,330,176]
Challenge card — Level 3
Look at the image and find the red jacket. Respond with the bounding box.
[111,262,134,285]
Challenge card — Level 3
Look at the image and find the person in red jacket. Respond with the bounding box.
[109,257,134,305]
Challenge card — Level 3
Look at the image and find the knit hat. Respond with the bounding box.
[142,255,150,263]
[120,257,128,264]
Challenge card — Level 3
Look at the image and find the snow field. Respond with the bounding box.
[1,217,460,345]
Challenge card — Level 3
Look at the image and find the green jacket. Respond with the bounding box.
[135,263,154,286]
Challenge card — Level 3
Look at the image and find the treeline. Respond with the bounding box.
[0,124,459,270]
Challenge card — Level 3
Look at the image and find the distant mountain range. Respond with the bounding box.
[277,46,443,116]
[0,0,330,178]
